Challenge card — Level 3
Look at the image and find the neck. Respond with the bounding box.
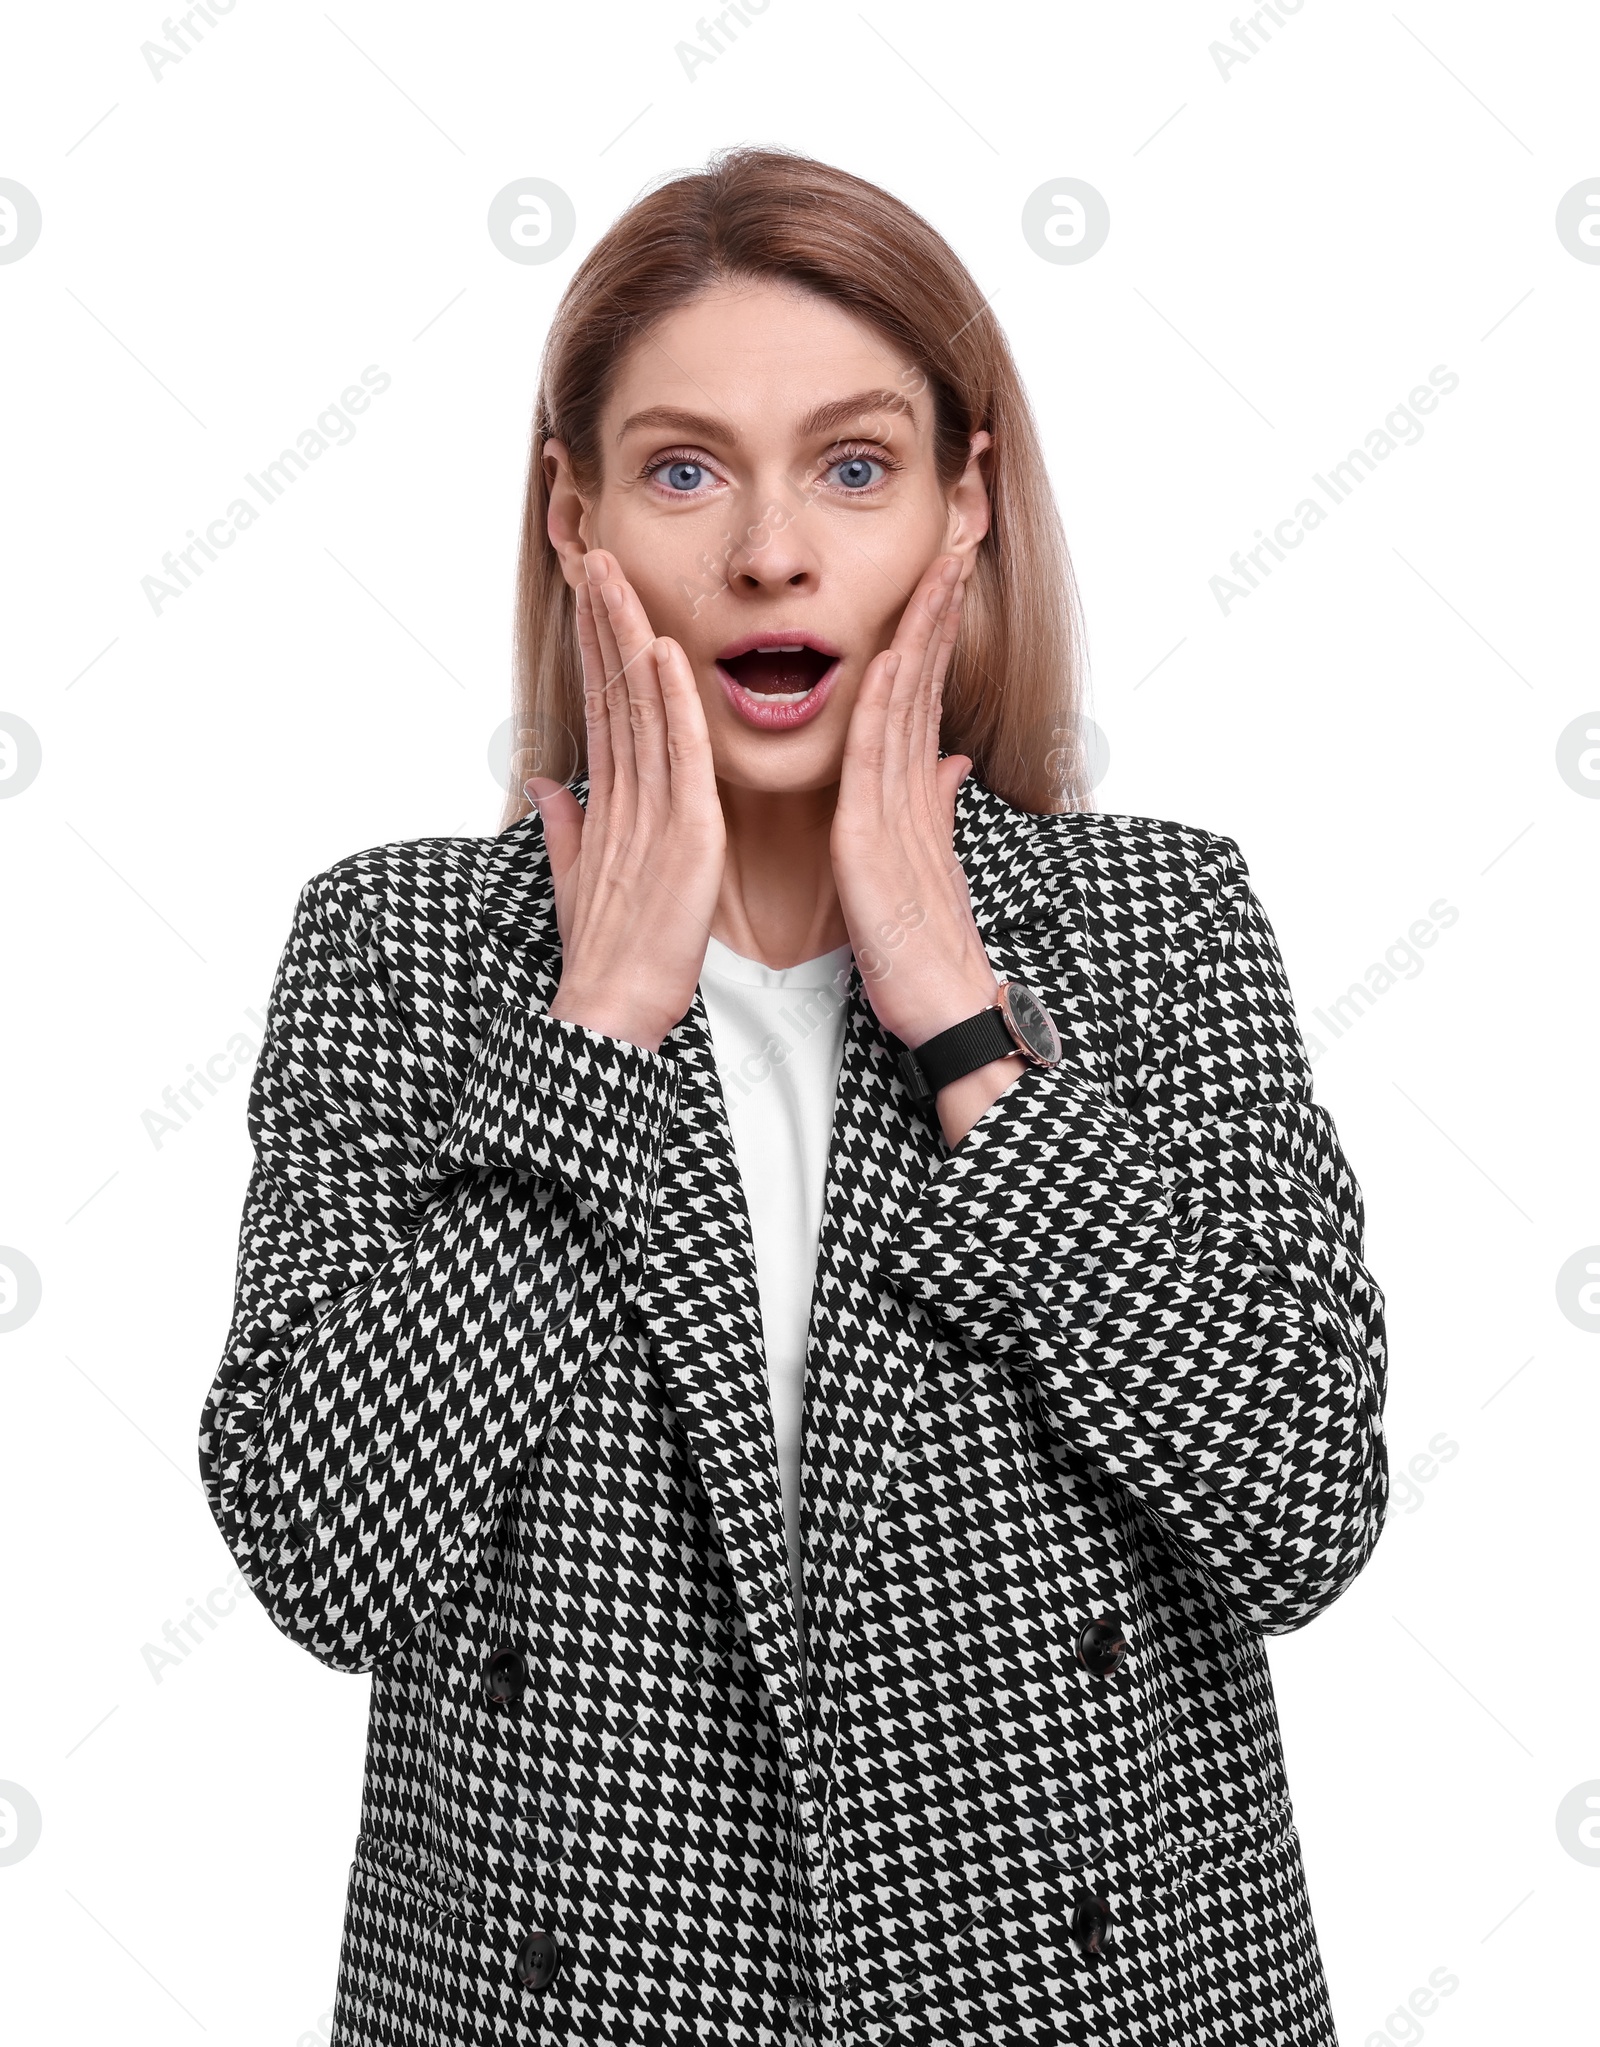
[710,779,848,968]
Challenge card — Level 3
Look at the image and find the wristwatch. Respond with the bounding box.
[896,982,1063,1103]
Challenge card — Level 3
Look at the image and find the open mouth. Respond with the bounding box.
[717,644,835,701]
[714,634,843,730]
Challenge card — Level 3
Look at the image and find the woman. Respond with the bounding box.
[200,147,1388,2045]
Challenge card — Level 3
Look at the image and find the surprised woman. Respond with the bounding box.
[200,146,1389,2047]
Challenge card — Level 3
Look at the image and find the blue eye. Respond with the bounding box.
[831,455,884,491]
[656,460,708,493]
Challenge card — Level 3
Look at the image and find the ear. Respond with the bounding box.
[944,429,992,574]
[543,437,592,591]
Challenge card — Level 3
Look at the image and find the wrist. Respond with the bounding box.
[936,1054,1026,1148]
[893,974,1064,1140]
[546,980,674,1054]
[886,970,1002,1051]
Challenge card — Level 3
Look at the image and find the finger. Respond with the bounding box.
[887,554,957,696]
[914,576,965,814]
[525,778,586,890]
[581,550,624,684]
[523,777,585,952]
[883,576,951,812]
[926,563,964,692]
[585,552,640,830]
[576,577,613,745]
[843,550,957,826]
[594,564,672,804]
[572,574,608,700]
[918,556,962,696]
[886,554,958,728]
[591,550,660,683]
[572,582,615,820]
[909,574,960,776]
[653,635,718,812]
[838,648,900,820]
[935,753,971,834]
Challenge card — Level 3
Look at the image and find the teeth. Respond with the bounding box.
[757,689,811,703]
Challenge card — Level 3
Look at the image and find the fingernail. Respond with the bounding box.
[585,552,607,582]
[883,652,902,680]
[942,555,962,584]
[524,776,560,805]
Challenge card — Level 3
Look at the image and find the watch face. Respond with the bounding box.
[999,982,1062,1065]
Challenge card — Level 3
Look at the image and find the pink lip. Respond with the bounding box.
[715,630,844,663]
[713,631,844,733]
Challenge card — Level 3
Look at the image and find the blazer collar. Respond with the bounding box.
[470,778,1109,1049]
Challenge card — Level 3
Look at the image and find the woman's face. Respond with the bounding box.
[544,280,991,796]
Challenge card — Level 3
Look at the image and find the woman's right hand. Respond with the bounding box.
[524,550,724,1054]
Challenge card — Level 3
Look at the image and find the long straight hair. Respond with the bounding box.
[500,147,1090,827]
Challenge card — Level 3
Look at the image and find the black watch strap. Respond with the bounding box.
[898,1007,1017,1103]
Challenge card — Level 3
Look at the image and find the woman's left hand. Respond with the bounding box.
[832,552,1024,1144]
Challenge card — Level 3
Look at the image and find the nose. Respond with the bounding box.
[721,492,821,595]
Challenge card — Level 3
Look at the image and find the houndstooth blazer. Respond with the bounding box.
[199,777,1388,2047]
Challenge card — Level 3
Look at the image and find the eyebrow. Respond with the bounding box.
[614,387,918,446]
[799,387,920,439]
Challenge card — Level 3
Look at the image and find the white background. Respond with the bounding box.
[2,2,1597,2041]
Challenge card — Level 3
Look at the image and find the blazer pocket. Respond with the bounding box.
[841,1807,1329,2045]
[347,1834,478,1928]
[334,1839,531,2045]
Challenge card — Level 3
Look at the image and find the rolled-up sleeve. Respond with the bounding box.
[198,860,678,1673]
[883,830,1388,1634]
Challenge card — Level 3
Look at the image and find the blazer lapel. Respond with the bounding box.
[634,987,814,1780]
[800,799,1113,1748]
[475,811,809,1776]
[797,969,940,1710]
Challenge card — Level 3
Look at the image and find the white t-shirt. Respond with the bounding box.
[698,934,853,1646]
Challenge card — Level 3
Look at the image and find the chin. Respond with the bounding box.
[708,729,847,796]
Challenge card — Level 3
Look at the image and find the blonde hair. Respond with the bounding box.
[500,146,1090,826]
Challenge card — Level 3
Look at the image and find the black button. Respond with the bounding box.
[485,1647,527,1705]
[1076,1614,1128,1678]
[514,1927,560,1991]
[1070,1890,1111,1958]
